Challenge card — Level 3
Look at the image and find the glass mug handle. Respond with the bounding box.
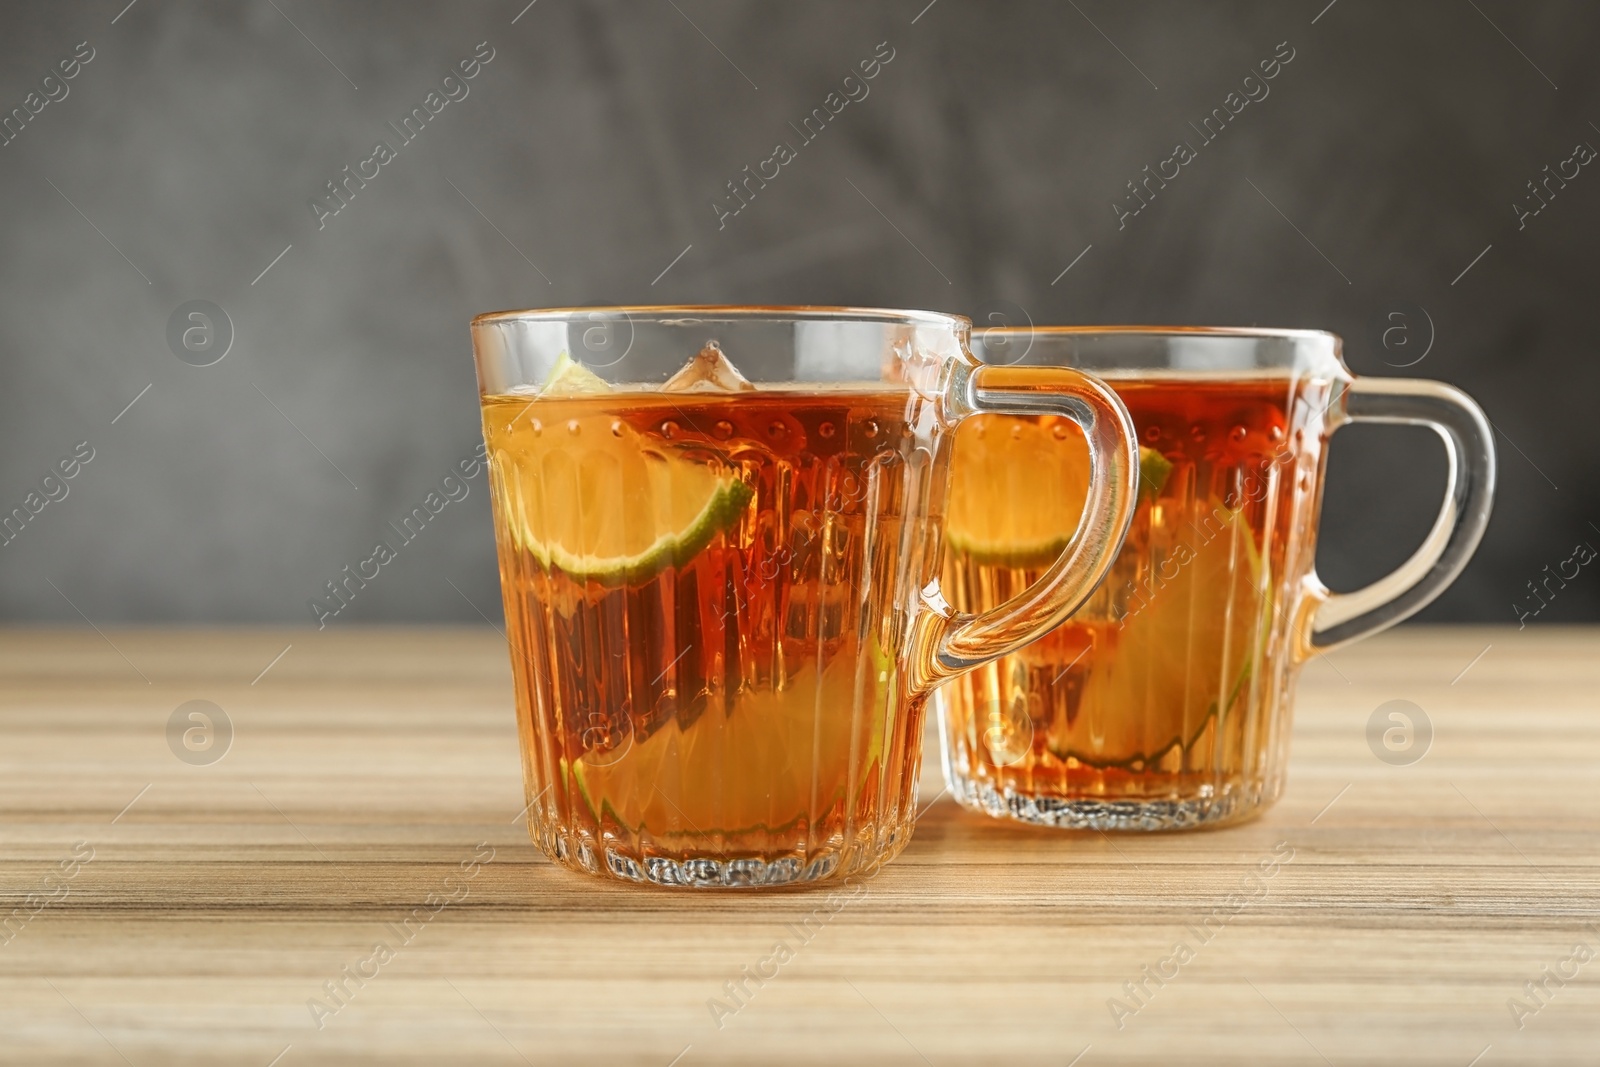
[909,362,1139,691]
[1299,377,1497,655]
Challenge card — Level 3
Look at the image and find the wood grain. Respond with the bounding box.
[1,626,1596,1065]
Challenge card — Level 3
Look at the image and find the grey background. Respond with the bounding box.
[0,0,1594,627]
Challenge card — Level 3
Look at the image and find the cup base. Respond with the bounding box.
[529,817,914,889]
[949,775,1276,831]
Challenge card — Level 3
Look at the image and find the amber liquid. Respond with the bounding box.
[940,376,1330,829]
[484,387,936,885]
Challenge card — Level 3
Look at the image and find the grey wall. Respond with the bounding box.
[0,0,1595,627]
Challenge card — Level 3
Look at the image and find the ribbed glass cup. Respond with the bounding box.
[938,327,1495,831]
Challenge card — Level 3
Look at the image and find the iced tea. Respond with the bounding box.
[483,360,934,885]
[939,375,1333,828]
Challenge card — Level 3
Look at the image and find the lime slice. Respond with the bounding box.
[485,357,752,586]
[567,633,892,836]
[543,351,611,394]
[944,414,1169,566]
[1045,502,1271,764]
[521,467,752,588]
[1138,446,1173,505]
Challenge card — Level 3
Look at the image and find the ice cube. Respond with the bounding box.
[661,341,756,393]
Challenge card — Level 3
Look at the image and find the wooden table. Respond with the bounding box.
[1,626,1596,1065]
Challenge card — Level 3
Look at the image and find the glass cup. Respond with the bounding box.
[469,307,1139,886]
[936,326,1495,830]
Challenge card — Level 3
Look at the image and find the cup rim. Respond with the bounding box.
[977,324,1339,343]
[973,324,1346,378]
[470,304,973,330]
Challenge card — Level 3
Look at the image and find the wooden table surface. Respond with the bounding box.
[1,625,1596,1065]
